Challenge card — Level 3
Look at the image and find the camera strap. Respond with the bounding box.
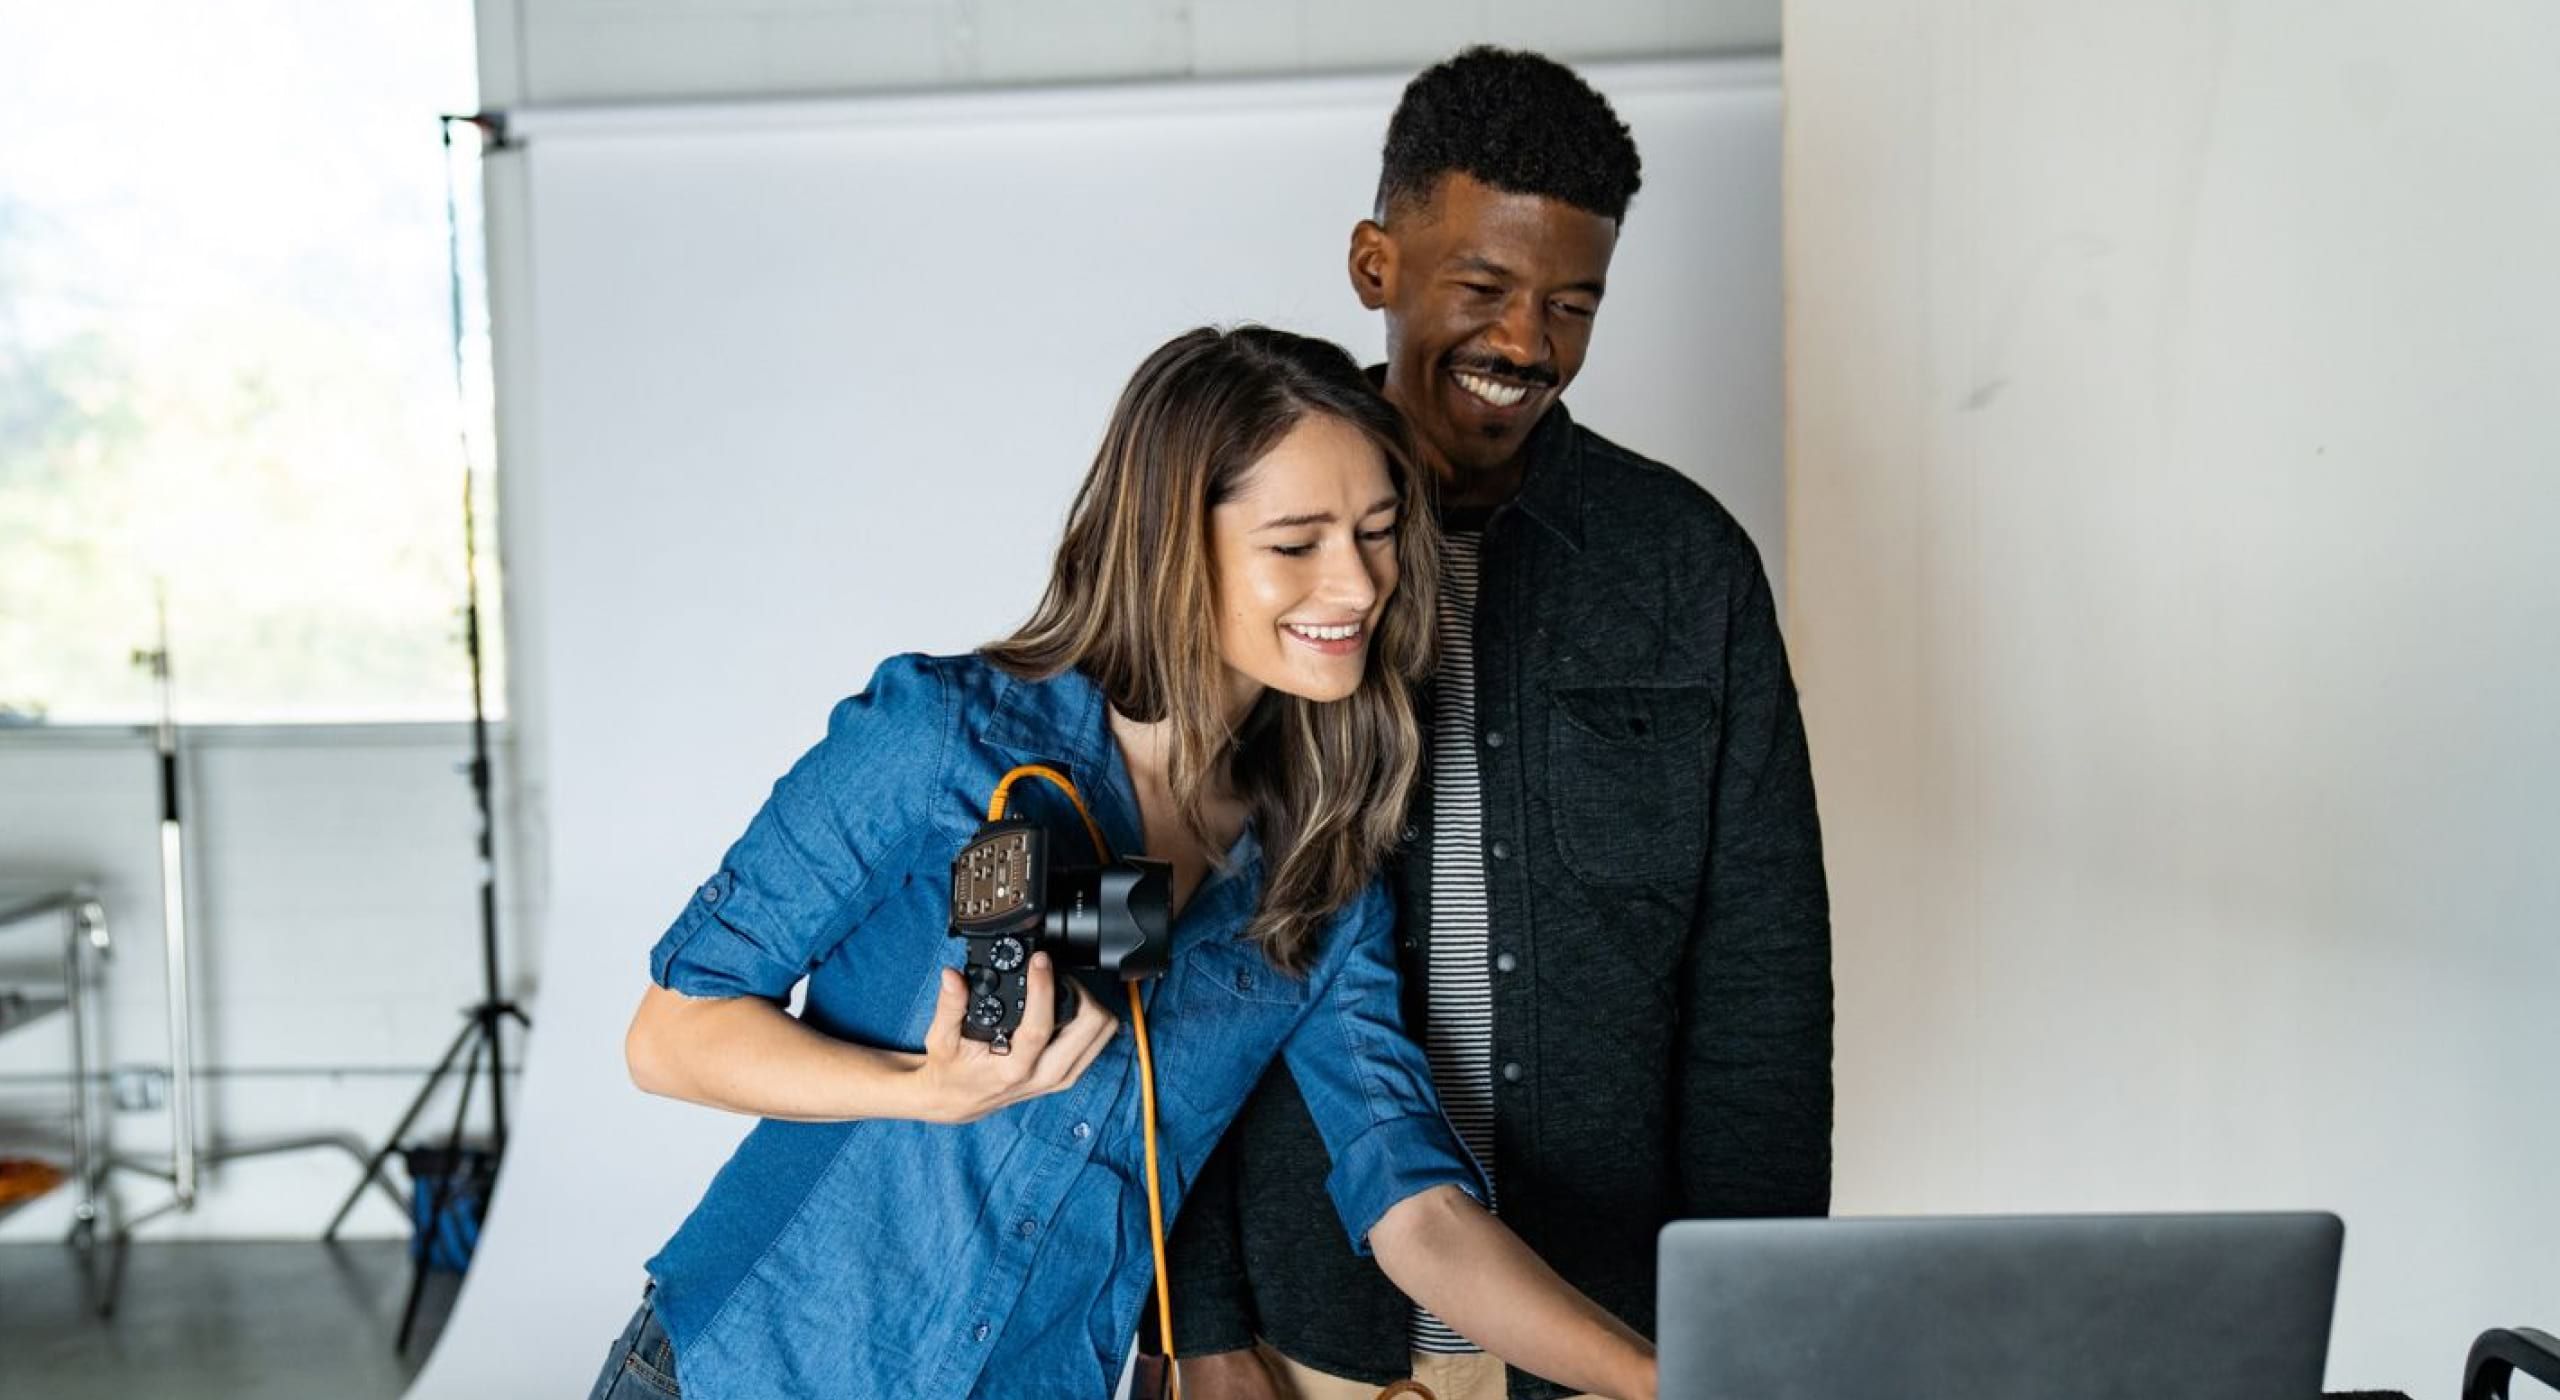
[985,764,1183,1400]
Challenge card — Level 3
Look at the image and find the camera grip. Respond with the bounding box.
[958,935,1079,1052]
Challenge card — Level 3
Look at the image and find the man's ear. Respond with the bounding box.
[1347,219,1394,311]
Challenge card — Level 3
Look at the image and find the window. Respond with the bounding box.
[0,2,496,724]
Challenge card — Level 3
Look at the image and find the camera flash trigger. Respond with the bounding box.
[950,819,1046,936]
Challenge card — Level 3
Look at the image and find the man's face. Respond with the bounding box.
[1351,172,1619,485]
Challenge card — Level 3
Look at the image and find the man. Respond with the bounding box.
[1167,47,1833,1400]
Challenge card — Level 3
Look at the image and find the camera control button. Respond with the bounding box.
[1494,951,1517,974]
[1500,1061,1523,1084]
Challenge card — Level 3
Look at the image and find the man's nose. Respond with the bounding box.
[1485,293,1550,370]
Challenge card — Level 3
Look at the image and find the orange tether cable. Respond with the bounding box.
[986,765,1180,1400]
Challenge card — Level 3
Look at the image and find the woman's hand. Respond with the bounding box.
[910,952,1120,1124]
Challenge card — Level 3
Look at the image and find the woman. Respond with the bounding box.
[595,327,1657,1400]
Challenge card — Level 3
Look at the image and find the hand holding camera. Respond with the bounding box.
[910,951,1118,1125]
[916,802,1172,1125]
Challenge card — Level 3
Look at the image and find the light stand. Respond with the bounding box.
[91,593,405,1318]
[321,112,528,1356]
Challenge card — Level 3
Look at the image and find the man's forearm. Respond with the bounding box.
[1371,1186,1656,1400]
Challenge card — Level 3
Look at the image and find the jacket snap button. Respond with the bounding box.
[1494,952,1517,974]
[1501,1062,1523,1084]
[1483,729,1506,749]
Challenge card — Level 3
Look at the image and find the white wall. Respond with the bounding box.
[473,0,1776,106]
[1788,2,2560,1395]
[0,726,535,1239]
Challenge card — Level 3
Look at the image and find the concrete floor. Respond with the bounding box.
[0,1239,457,1400]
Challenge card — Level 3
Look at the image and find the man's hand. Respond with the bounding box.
[1177,1346,1292,1400]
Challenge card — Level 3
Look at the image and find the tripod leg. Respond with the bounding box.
[399,1031,485,1354]
[328,1013,478,1240]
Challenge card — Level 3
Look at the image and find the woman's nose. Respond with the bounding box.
[1322,545,1383,612]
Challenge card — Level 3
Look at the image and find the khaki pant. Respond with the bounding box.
[1262,1344,1598,1400]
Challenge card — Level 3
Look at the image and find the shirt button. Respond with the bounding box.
[697,881,720,903]
[1072,1120,1090,1140]
[1015,1219,1037,1239]
[1501,1062,1523,1084]
[1494,951,1517,974]
[1400,823,1420,844]
[972,1321,990,1342]
[1233,969,1254,994]
[1489,840,1512,861]
[1483,729,1506,750]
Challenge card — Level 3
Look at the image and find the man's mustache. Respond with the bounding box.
[1445,353,1560,388]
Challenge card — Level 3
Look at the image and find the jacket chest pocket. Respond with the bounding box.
[1544,681,1715,890]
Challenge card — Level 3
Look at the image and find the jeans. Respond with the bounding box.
[586,1289,680,1399]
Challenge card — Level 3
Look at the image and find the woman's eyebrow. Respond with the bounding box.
[1255,511,1336,531]
[1254,497,1400,532]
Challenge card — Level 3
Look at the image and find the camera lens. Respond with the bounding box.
[1042,860,1171,978]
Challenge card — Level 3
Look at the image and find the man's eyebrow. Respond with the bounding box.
[1253,497,1401,532]
[1452,254,1606,299]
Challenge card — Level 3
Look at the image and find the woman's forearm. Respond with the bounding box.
[1371,1185,1658,1400]
[626,983,928,1122]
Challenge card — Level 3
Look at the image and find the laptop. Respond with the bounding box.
[1658,1212,2344,1400]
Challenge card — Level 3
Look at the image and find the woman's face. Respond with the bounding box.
[1209,412,1402,713]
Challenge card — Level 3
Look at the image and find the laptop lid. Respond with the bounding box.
[1658,1212,2344,1400]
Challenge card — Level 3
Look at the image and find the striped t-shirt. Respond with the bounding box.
[1412,521,1497,1355]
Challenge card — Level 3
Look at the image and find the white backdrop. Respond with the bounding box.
[408,59,1780,1397]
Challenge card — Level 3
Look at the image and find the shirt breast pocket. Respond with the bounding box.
[1159,938,1310,1125]
[1545,681,1715,890]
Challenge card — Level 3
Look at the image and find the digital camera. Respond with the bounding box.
[947,816,1172,1051]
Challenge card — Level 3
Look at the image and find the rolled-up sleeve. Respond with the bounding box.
[1282,883,1486,1255]
[648,654,949,1002]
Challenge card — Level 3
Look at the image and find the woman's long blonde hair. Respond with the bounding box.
[984,326,1439,973]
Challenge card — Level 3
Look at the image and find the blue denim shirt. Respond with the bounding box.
[643,653,1483,1400]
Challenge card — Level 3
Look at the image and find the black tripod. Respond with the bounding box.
[323,112,526,1354]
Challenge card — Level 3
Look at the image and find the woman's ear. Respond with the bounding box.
[1347,220,1395,311]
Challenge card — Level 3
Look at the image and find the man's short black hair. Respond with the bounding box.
[1376,46,1644,225]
